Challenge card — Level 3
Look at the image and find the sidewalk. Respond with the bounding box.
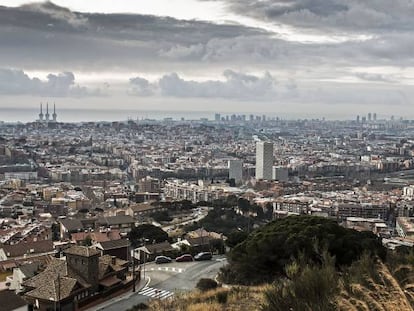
[81,277,149,311]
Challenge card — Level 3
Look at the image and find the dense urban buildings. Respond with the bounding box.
[0,111,414,309]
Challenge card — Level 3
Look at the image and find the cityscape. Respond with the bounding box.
[1,1,414,311]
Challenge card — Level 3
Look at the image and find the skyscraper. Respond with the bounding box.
[255,141,273,180]
[228,160,243,184]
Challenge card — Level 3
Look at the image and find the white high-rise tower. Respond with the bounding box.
[228,160,243,184]
[255,141,273,180]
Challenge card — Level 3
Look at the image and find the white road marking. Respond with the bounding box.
[138,287,174,300]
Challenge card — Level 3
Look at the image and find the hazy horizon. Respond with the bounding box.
[0,1,412,117]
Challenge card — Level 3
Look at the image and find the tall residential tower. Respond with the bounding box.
[255,141,273,180]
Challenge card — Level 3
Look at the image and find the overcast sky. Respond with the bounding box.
[0,0,413,121]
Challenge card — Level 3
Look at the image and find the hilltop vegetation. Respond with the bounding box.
[221,216,386,285]
[144,216,414,311]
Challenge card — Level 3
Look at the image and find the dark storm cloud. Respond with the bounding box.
[0,1,412,73]
[211,0,414,32]
[0,69,99,96]
[0,2,264,70]
[129,70,296,100]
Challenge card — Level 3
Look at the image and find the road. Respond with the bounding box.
[162,207,210,232]
[91,256,227,311]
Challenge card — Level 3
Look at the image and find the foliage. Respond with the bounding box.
[196,278,218,291]
[128,224,168,247]
[261,252,339,311]
[222,216,386,285]
[83,235,92,246]
[151,210,172,222]
[185,207,256,236]
[51,222,60,241]
[215,291,228,304]
[225,230,248,248]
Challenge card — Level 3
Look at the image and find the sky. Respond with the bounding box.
[0,0,413,121]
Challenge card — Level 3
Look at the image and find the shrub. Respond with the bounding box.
[223,216,385,285]
[215,290,228,304]
[196,278,218,291]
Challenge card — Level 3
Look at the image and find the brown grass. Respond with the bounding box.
[149,286,266,311]
[148,260,414,311]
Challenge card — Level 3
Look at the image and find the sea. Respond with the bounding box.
[0,107,217,123]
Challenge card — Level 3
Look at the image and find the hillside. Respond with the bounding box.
[136,216,414,310]
[146,258,414,311]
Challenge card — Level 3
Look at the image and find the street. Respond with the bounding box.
[90,256,227,311]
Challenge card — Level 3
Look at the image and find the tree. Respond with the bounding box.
[237,198,251,213]
[226,231,248,248]
[151,211,172,222]
[128,224,168,247]
[51,223,60,241]
[222,216,386,285]
[83,235,92,246]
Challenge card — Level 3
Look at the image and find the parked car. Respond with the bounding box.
[194,252,212,261]
[176,254,193,262]
[155,256,172,264]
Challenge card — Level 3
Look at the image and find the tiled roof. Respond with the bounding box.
[60,219,83,232]
[144,241,174,254]
[26,275,78,301]
[19,262,41,278]
[0,240,54,258]
[97,239,130,250]
[98,255,127,280]
[97,215,135,226]
[64,246,100,257]
[23,259,67,289]
[23,258,88,302]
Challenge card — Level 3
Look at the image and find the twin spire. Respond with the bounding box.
[38,103,57,123]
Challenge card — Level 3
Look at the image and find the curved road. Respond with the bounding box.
[91,256,227,311]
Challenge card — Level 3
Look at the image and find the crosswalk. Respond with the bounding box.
[137,287,174,300]
[149,267,184,273]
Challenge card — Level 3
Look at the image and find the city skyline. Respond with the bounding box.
[0,1,413,120]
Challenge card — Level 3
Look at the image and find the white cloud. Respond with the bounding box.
[0,69,100,97]
[129,70,296,100]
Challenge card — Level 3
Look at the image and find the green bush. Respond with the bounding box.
[196,278,218,291]
[261,253,339,311]
[223,216,385,285]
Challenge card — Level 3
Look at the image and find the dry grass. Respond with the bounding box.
[149,286,266,311]
[336,261,414,311]
[148,260,414,311]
